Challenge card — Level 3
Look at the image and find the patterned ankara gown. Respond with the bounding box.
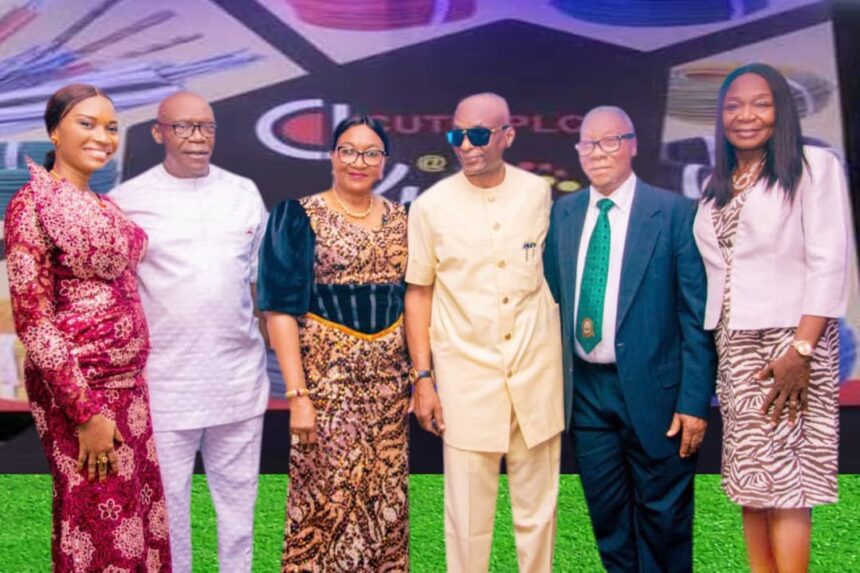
[257,195,410,572]
[714,186,840,508]
[4,161,171,572]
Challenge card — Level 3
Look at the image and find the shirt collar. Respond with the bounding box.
[459,163,511,193]
[588,172,636,214]
[156,162,217,190]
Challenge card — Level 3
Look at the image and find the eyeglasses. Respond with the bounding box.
[158,122,217,138]
[575,133,636,155]
[336,146,387,166]
[446,125,510,147]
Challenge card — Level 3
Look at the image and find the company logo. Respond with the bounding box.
[256,99,584,160]
[256,99,351,160]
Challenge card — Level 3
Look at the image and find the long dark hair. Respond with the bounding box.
[330,114,390,155]
[43,84,112,170]
[703,63,806,207]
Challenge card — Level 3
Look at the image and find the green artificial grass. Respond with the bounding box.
[1,474,858,572]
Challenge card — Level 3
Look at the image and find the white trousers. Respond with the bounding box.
[153,414,264,573]
[444,413,561,573]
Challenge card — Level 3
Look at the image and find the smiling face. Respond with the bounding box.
[577,108,636,196]
[330,124,386,195]
[721,72,775,153]
[152,92,215,178]
[51,95,118,175]
[451,93,514,181]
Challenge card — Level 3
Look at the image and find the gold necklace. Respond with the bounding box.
[331,189,373,219]
[731,157,765,192]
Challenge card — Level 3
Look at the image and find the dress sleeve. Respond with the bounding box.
[4,186,104,424]
[256,199,314,315]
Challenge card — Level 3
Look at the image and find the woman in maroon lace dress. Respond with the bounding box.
[4,84,171,572]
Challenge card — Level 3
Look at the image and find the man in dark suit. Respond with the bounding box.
[544,106,716,572]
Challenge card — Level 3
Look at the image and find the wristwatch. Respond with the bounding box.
[791,339,813,358]
[408,368,435,385]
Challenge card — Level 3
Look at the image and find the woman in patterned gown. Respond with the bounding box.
[693,64,851,573]
[4,84,171,572]
[258,115,410,572]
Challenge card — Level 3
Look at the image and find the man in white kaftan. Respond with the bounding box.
[111,92,269,573]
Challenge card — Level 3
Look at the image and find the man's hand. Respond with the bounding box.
[666,413,707,458]
[412,378,445,436]
[757,348,811,426]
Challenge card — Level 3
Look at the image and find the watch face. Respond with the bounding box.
[795,341,813,356]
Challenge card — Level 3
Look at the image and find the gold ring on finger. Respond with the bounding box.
[98,454,108,464]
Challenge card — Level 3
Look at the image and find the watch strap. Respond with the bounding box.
[409,369,434,384]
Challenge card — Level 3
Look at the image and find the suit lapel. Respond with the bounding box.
[617,181,661,330]
[560,191,589,316]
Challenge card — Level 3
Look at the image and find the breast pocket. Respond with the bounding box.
[208,220,256,271]
[508,227,545,294]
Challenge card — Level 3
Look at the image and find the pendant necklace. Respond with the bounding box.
[732,157,765,192]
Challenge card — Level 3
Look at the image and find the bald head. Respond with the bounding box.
[580,106,635,135]
[454,92,510,126]
[157,91,213,123]
[152,91,215,178]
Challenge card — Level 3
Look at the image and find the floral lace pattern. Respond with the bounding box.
[5,162,171,571]
[5,161,150,423]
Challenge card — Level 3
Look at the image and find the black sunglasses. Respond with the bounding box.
[446,124,510,147]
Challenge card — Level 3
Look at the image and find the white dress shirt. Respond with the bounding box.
[110,164,269,431]
[574,173,637,363]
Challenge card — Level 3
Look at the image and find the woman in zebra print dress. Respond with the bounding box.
[693,64,851,573]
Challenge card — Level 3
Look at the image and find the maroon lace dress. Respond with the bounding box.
[4,161,172,572]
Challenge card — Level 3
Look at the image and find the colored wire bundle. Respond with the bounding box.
[667,64,833,123]
[0,0,263,135]
[551,0,767,27]
[287,0,476,30]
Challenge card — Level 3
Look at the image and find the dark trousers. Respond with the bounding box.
[571,358,696,573]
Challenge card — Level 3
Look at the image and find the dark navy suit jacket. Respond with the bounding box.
[544,180,716,458]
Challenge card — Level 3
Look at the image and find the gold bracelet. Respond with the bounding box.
[285,388,310,399]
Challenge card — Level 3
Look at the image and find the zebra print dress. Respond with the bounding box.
[714,187,840,508]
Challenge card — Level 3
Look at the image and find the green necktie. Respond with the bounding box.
[576,198,614,353]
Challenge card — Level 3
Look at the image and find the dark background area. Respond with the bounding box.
[2,0,859,475]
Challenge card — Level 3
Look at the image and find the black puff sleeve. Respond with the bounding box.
[256,199,315,315]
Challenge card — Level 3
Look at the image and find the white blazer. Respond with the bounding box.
[694,145,852,330]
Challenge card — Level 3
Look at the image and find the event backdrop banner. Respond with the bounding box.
[0,0,857,408]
